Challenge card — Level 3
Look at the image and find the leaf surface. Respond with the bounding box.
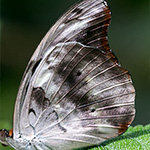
[78,124,150,150]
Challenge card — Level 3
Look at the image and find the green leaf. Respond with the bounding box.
[79,124,150,150]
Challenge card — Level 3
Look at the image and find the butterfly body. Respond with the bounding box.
[0,0,135,150]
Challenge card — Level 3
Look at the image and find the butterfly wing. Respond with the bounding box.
[12,0,135,149]
[29,42,135,150]
[13,0,112,139]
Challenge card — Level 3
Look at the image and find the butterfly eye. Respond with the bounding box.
[0,130,5,139]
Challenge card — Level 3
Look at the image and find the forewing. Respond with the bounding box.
[37,0,112,54]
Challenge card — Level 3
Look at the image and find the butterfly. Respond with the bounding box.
[0,0,135,149]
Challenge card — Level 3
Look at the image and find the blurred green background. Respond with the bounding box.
[0,0,149,149]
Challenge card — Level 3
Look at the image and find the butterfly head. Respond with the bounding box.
[0,129,13,147]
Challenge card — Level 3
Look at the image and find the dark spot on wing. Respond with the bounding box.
[29,108,36,116]
[72,8,83,15]
[30,87,50,110]
[32,59,42,75]
[76,71,82,76]
[91,109,96,112]
[31,87,45,106]
[58,124,67,132]
[42,98,51,110]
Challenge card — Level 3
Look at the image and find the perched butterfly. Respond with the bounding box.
[0,0,135,149]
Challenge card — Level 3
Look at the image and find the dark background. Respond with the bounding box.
[0,0,149,149]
